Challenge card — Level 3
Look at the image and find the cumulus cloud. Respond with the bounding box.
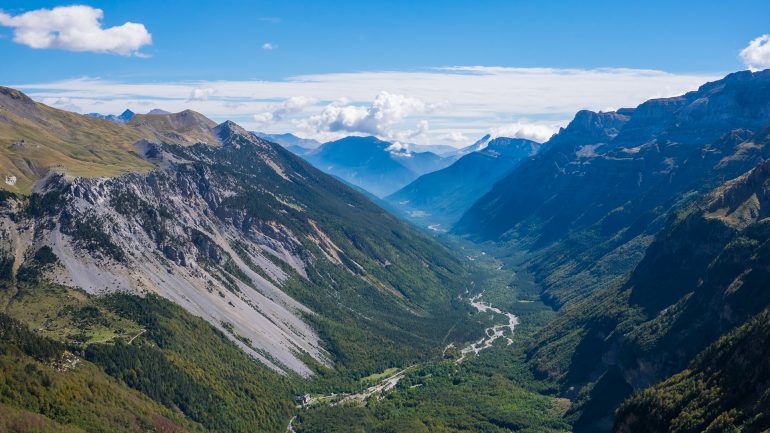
[253,96,315,125]
[490,121,559,143]
[385,141,410,155]
[188,87,215,101]
[262,42,276,50]
[0,5,151,56]
[740,35,770,71]
[305,91,435,139]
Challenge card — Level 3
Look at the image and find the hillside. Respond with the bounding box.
[387,137,539,229]
[0,87,154,194]
[527,156,770,431]
[614,307,770,433]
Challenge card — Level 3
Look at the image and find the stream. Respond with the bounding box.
[287,291,519,432]
[451,291,519,362]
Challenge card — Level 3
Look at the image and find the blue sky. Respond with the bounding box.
[3,1,770,145]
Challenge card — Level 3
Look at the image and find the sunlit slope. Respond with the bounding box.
[0,87,154,193]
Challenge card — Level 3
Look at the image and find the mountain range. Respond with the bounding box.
[452,69,770,431]
[300,135,454,197]
[253,131,322,152]
[386,136,539,229]
[86,109,136,124]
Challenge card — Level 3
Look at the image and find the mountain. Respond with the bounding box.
[457,133,495,154]
[147,108,171,115]
[456,70,770,306]
[532,157,770,432]
[128,109,220,144]
[302,135,452,197]
[86,109,136,123]
[448,69,770,432]
[391,145,453,175]
[254,132,322,151]
[387,137,539,229]
[0,87,482,432]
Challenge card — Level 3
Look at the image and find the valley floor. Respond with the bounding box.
[290,238,570,433]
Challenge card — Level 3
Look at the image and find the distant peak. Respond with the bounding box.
[118,109,136,122]
[214,120,249,137]
[213,120,261,148]
[167,110,217,128]
[147,108,170,115]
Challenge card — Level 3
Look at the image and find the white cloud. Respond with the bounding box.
[740,35,770,71]
[0,5,151,56]
[262,42,276,50]
[253,96,315,125]
[438,131,470,143]
[11,67,718,146]
[188,87,215,101]
[42,96,81,112]
[304,91,434,139]
[385,141,410,155]
[490,121,559,143]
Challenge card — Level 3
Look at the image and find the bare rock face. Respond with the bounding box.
[14,166,327,376]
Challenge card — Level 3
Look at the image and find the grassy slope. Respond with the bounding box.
[0,311,205,433]
[0,87,154,193]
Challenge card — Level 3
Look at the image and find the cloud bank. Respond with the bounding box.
[253,96,315,124]
[0,5,151,56]
[12,67,718,146]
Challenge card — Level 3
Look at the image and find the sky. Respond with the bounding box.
[3,0,770,146]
